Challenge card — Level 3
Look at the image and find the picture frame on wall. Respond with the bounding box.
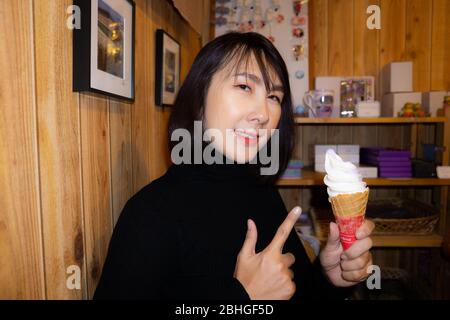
[155,29,181,106]
[73,0,135,101]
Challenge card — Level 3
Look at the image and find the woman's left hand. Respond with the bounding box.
[319,219,375,287]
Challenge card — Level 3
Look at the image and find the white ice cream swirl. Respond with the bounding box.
[323,149,368,198]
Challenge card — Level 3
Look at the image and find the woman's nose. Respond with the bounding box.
[248,99,269,125]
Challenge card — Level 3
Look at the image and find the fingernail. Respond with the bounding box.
[293,207,301,215]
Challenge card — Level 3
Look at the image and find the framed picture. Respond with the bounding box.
[73,0,135,101]
[155,29,180,106]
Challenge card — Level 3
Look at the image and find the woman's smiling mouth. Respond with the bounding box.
[234,129,259,146]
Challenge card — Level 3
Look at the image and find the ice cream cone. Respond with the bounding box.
[329,188,369,250]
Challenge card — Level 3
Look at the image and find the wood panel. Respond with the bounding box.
[430,0,450,90]
[80,94,113,299]
[131,0,151,192]
[353,0,380,98]
[109,98,133,225]
[33,0,86,299]
[0,0,45,299]
[327,0,354,76]
[150,0,174,180]
[379,0,406,91]
[405,0,432,92]
[308,0,328,89]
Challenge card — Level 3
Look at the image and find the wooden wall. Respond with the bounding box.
[0,0,202,299]
[280,0,450,299]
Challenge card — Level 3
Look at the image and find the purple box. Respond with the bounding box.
[379,172,412,178]
[378,161,411,167]
[379,168,412,173]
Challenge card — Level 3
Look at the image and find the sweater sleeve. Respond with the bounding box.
[93,199,172,300]
[93,195,251,300]
[163,276,250,300]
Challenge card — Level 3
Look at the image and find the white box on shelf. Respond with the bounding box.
[358,166,378,178]
[337,145,360,155]
[422,91,449,116]
[382,92,422,117]
[437,166,450,179]
[314,163,326,173]
[340,154,360,164]
[315,145,337,157]
[382,61,413,94]
[356,101,381,117]
[316,154,359,165]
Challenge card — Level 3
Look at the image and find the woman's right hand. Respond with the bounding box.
[233,206,301,300]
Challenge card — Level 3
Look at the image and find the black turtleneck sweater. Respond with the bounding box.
[93,159,353,300]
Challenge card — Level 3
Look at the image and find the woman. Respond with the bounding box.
[94,32,374,300]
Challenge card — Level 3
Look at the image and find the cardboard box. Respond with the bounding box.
[382,61,413,94]
[337,145,360,155]
[356,101,381,117]
[315,163,376,177]
[315,145,359,167]
[314,145,337,157]
[382,92,422,117]
[422,91,449,116]
[358,165,378,178]
[316,154,359,164]
[340,154,360,164]
[314,163,326,173]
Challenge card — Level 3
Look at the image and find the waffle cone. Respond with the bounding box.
[329,188,369,218]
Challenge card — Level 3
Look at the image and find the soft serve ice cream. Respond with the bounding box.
[323,149,370,250]
[323,149,368,198]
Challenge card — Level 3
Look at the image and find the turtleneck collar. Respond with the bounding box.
[166,149,263,184]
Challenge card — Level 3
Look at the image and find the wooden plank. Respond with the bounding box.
[328,0,354,76]
[33,0,86,299]
[353,0,380,98]
[371,234,443,248]
[277,168,450,187]
[405,0,432,92]
[132,0,151,192]
[0,0,45,299]
[430,0,450,90]
[379,0,406,90]
[149,0,168,181]
[80,94,113,299]
[308,0,329,88]
[109,99,133,226]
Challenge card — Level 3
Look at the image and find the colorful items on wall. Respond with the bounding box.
[214,0,310,113]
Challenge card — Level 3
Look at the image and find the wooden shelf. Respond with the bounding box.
[315,233,443,248]
[277,169,450,186]
[294,116,447,124]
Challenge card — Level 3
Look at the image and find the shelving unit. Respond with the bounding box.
[279,112,450,248]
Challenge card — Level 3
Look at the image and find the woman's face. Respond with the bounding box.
[203,55,284,163]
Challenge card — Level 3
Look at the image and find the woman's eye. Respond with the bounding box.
[236,84,251,92]
[269,95,282,103]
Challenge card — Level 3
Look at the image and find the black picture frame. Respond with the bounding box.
[155,29,181,106]
[73,0,135,101]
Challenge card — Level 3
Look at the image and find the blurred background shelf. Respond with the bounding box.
[294,116,447,124]
[277,169,450,186]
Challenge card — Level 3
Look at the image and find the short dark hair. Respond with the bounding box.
[167,32,295,185]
